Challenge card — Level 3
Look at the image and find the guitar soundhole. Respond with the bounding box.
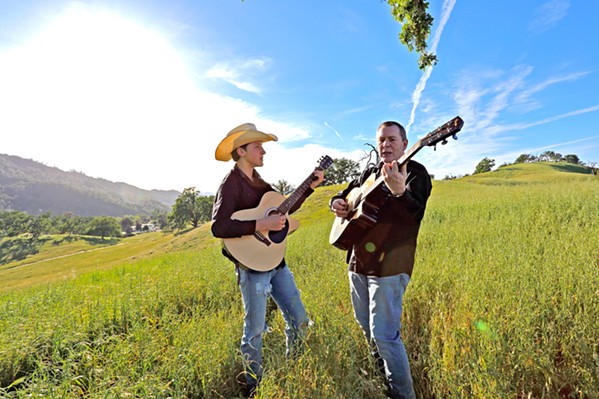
[269,219,289,244]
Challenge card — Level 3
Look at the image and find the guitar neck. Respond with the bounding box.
[398,139,424,166]
[277,170,319,214]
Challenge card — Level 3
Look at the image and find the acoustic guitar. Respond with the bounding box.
[223,155,333,271]
[329,116,464,250]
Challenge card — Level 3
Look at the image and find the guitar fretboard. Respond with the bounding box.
[277,173,317,214]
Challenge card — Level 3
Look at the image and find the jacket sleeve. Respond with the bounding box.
[211,175,256,238]
[383,162,432,224]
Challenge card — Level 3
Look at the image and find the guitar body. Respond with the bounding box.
[329,172,390,250]
[223,191,299,271]
[221,155,333,271]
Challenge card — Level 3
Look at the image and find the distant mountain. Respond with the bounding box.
[0,154,180,217]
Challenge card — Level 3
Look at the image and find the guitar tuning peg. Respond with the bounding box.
[433,144,437,151]
[453,134,458,140]
[441,139,448,145]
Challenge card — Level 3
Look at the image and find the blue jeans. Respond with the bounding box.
[349,271,416,399]
[237,264,308,387]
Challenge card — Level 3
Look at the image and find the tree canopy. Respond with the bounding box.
[473,157,495,175]
[169,188,214,229]
[387,0,436,69]
[514,153,584,165]
[272,180,295,195]
[88,216,121,239]
[515,154,537,164]
[323,158,361,186]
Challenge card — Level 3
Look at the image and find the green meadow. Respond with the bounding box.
[0,162,597,398]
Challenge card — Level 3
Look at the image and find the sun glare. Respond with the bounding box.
[0,3,318,191]
[0,4,209,187]
[24,7,193,129]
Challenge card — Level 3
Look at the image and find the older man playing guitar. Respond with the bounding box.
[329,117,462,399]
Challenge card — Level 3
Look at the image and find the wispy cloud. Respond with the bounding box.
[406,0,457,133]
[453,65,533,133]
[336,104,375,118]
[449,67,595,138]
[324,121,344,142]
[529,0,570,34]
[205,57,271,94]
[416,66,597,178]
[490,104,599,134]
[515,70,591,109]
[497,135,599,163]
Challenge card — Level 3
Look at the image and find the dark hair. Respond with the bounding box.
[231,143,249,162]
[377,121,407,141]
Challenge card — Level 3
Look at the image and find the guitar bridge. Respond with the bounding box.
[253,231,272,246]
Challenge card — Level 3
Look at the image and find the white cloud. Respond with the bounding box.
[487,104,599,134]
[416,103,599,179]
[205,57,271,94]
[495,135,599,164]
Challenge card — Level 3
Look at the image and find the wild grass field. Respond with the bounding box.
[0,162,597,398]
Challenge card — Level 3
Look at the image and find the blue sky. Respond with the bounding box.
[1,0,598,193]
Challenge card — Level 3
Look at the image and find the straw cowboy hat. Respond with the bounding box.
[215,123,278,161]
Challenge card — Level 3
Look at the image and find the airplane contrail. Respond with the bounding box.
[407,0,457,134]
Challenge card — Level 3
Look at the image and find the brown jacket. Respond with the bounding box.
[211,165,313,268]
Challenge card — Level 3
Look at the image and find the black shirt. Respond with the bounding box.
[331,160,432,277]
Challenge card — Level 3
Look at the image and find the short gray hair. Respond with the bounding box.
[377,121,407,141]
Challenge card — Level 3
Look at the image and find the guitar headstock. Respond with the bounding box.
[421,116,464,148]
[318,155,334,170]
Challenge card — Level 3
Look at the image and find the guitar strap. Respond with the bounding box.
[405,171,415,189]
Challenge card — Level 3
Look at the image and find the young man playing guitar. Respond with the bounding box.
[330,121,432,399]
[211,123,324,397]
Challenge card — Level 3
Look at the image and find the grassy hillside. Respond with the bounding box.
[466,161,594,184]
[0,163,597,398]
[0,228,216,292]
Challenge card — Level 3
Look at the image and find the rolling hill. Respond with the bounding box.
[0,153,180,216]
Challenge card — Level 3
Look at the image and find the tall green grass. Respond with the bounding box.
[0,163,597,398]
[411,177,598,398]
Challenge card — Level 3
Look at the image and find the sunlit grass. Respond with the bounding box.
[0,163,597,398]
[0,227,217,292]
